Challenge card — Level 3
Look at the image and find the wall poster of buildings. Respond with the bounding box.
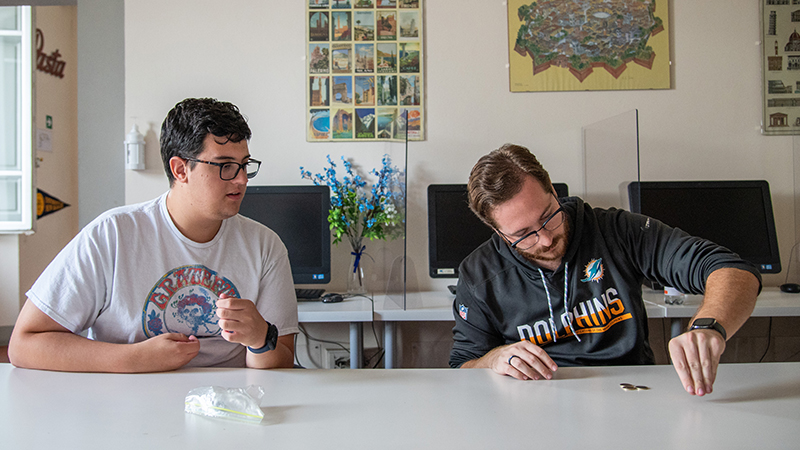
[307,0,424,141]
[507,0,670,92]
[762,0,800,135]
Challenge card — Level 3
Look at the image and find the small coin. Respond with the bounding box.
[635,385,650,390]
[620,385,638,391]
[619,383,634,387]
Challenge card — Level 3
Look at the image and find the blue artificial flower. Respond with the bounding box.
[300,153,403,248]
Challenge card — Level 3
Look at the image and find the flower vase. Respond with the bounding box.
[347,245,367,295]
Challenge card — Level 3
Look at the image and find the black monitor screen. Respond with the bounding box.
[239,185,331,284]
[628,180,780,273]
[428,183,568,278]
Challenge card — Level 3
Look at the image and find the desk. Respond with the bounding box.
[297,297,372,368]
[374,290,667,368]
[643,287,800,337]
[1,362,798,448]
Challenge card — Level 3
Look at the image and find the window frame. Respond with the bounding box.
[0,6,35,234]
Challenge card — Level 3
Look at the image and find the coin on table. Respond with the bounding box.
[620,385,637,391]
[635,385,650,390]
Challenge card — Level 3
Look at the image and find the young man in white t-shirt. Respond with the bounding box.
[9,98,299,372]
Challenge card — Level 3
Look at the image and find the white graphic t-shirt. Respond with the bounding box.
[27,193,299,367]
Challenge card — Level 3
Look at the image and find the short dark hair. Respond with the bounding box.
[467,143,553,228]
[159,98,252,185]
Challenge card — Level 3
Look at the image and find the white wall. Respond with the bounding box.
[13,0,125,228]
[77,0,124,227]
[125,0,794,294]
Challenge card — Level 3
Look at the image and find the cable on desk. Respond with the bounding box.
[298,323,349,353]
[370,321,383,348]
[367,348,385,368]
[341,293,386,367]
[343,293,372,301]
[298,293,390,368]
[295,328,325,368]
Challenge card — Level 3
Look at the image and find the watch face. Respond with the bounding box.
[267,323,278,349]
[693,318,715,327]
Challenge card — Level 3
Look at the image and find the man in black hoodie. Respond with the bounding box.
[450,144,761,396]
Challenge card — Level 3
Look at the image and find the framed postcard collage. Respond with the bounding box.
[306,0,424,142]
[762,0,800,135]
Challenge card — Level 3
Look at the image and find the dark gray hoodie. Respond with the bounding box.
[450,196,761,368]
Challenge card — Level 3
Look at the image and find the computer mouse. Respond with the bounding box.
[321,293,343,303]
[780,283,800,293]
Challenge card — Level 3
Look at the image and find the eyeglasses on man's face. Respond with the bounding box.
[184,157,261,181]
[497,194,565,250]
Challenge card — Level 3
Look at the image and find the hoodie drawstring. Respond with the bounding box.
[537,262,581,343]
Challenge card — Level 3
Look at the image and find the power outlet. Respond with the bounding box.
[322,347,350,369]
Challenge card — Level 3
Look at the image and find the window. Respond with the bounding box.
[0,6,33,233]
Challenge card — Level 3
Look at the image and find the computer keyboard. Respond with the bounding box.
[295,288,325,300]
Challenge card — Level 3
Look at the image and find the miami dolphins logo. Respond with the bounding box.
[581,258,604,283]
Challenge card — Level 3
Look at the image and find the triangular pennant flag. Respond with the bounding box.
[36,189,70,219]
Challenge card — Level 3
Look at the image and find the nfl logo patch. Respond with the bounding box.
[458,304,468,321]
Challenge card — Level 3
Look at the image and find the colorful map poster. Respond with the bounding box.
[307,0,424,141]
[508,0,670,92]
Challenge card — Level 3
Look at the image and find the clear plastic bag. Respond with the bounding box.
[184,385,265,424]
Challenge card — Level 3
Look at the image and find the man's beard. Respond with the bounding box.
[515,218,570,266]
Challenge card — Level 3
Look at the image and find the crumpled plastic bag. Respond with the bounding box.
[184,385,265,424]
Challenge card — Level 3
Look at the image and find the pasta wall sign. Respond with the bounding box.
[306,0,424,141]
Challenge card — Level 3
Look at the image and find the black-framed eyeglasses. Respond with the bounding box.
[497,195,565,250]
[184,157,261,181]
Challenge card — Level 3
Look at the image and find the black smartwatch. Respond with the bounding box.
[690,318,727,341]
[248,321,278,354]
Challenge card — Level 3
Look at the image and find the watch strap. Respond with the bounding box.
[248,322,278,354]
[690,318,727,341]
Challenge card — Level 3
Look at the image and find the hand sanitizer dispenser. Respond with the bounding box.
[125,124,145,171]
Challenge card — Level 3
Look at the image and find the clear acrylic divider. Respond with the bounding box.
[582,109,640,211]
[375,110,411,310]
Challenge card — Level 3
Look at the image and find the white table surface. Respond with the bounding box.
[1,362,798,449]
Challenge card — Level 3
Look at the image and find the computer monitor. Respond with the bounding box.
[238,185,331,284]
[628,180,780,273]
[428,183,568,278]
